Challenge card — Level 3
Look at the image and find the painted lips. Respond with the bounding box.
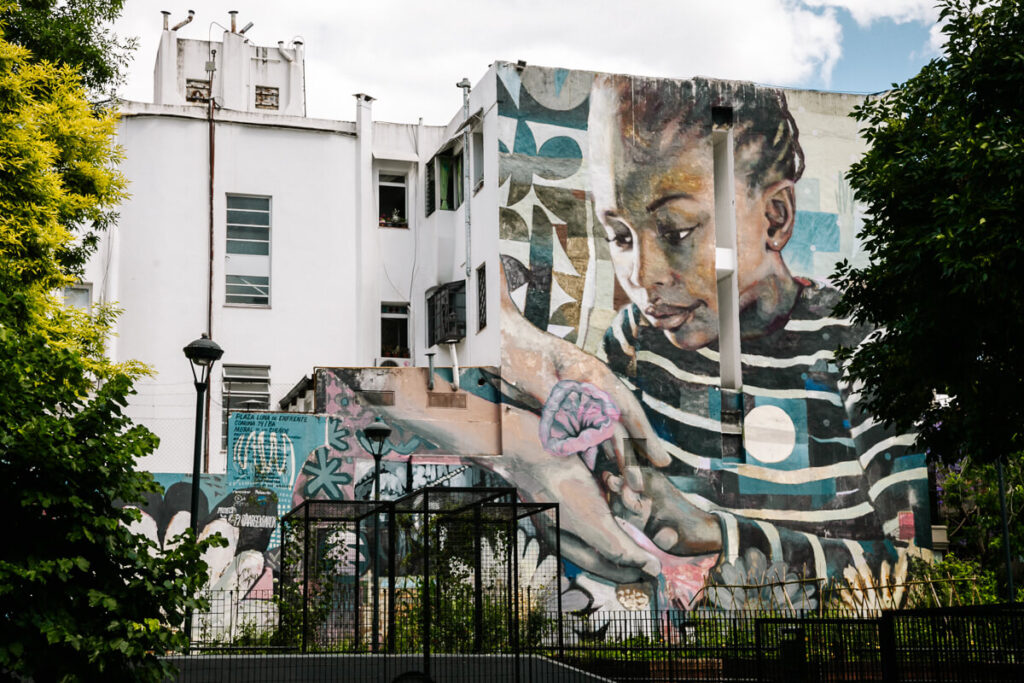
[644,302,703,330]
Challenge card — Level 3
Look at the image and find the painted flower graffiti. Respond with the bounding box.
[539,380,621,469]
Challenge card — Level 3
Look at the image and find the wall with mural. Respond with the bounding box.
[134,66,932,619]
[487,64,931,611]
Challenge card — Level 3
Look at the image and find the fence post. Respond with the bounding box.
[555,506,564,661]
[301,503,309,654]
[387,502,396,654]
[879,611,898,683]
[512,496,520,683]
[422,490,431,681]
[354,520,361,651]
[473,504,483,654]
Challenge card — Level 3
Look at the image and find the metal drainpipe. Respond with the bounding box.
[458,78,472,278]
[449,343,460,391]
[426,352,435,391]
[204,51,217,472]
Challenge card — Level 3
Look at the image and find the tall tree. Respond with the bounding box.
[833,0,1024,595]
[0,0,136,96]
[0,16,214,683]
[834,0,1024,466]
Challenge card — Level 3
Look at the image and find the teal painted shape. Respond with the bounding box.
[538,136,582,159]
[514,120,537,155]
[302,446,352,499]
[554,68,569,97]
[784,211,840,274]
[461,367,502,404]
[737,396,838,498]
[496,63,523,111]
[892,452,927,473]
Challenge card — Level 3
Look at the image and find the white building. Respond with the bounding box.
[84,11,498,474]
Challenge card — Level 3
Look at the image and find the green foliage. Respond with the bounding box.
[0,19,220,683]
[906,553,1003,606]
[833,0,1024,465]
[0,0,136,97]
[936,457,1023,579]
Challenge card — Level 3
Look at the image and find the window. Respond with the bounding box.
[63,283,92,310]
[186,78,210,102]
[222,365,271,450]
[427,280,466,346]
[225,195,271,306]
[472,129,484,192]
[437,150,463,211]
[476,264,486,331]
[378,173,407,227]
[255,85,279,110]
[424,159,435,217]
[380,303,410,359]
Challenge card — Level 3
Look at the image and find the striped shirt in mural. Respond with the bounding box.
[602,280,930,582]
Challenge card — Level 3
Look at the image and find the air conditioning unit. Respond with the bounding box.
[427,280,466,346]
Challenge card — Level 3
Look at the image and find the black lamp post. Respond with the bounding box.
[364,419,392,502]
[183,333,223,537]
[362,418,391,653]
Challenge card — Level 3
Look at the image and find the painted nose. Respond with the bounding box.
[633,230,674,292]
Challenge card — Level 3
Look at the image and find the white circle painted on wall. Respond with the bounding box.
[743,405,796,464]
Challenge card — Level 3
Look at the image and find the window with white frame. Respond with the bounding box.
[380,303,410,359]
[225,195,271,306]
[221,364,271,450]
[378,173,408,227]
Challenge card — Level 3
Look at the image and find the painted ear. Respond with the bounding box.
[762,181,796,251]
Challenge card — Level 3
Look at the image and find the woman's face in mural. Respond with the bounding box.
[592,125,720,351]
[590,91,795,349]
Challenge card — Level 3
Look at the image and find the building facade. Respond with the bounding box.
[97,14,935,614]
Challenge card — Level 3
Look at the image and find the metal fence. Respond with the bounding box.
[172,603,1023,682]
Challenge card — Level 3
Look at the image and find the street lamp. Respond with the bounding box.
[363,417,391,653]
[183,333,224,537]
[364,418,392,502]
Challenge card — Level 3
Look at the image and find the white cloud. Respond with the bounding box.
[114,0,914,124]
[802,0,938,26]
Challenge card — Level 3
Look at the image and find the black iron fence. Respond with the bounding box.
[172,602,1024,682]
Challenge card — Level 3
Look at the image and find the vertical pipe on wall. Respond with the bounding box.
[448,343,460,391]
[458,78,472,279]
[204,50,217,473]
[712,119,741,391]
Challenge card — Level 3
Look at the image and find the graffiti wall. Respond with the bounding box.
[134,66,932,619]
[488,65,931,610]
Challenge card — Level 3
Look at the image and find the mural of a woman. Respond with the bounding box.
[493,70,928,608]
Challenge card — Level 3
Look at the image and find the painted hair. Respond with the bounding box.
[592,74,805,195]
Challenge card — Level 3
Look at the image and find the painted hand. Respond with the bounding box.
[498,263,720,584]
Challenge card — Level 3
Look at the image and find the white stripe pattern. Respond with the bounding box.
[680,491,875,523]
[784,317,854,332]
[713,511,740,564]
[624,379,724,432]
[696,346,836,369]
[637,350,720,386]
[858,434,917,468]
[717,459,864,485]
[744,384,844,407]
[843,539,868,571]
[755,520,784,562]
[867,467,928,502]
[801,531,828,580]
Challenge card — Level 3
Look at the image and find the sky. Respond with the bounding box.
[114,0,944,125]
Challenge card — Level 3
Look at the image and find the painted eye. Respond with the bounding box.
[658,223,696,246]
[604,217,634,249]
[607,231,633,248]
